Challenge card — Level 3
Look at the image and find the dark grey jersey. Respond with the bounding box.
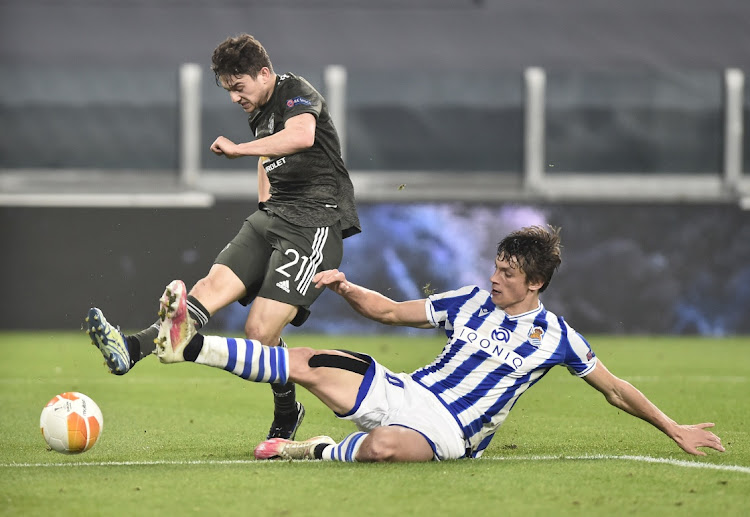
[249,73,361,238]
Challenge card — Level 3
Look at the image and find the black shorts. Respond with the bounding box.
[214,210,344,326]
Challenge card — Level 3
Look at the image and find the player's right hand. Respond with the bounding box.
[210,136,241,158]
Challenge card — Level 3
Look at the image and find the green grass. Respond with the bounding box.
[0,332,748,516]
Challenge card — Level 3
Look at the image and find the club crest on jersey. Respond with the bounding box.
[287,96,312,107]
[268,114,275,134]
[527,326,544,347]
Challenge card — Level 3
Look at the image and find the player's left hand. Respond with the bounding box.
[672,422,725,456]
[313,269,351,294]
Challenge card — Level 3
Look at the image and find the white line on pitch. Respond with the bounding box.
[487,454,750,474]
[2,455,748,474]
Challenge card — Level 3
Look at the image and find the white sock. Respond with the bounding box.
[320,432,368,462]
[196,335,289,384]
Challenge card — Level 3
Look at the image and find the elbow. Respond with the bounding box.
[372,310,400,326]
[371,313,396,326]
[294,129,315,150]
[300,133,315,149]
[603,380,631,410]
[604,391,623,409]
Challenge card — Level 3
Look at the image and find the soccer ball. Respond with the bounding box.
[40,392,104,454]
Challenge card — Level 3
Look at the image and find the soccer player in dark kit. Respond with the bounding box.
[85,33,361,440]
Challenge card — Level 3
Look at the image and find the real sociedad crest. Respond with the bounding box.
[527,326,544,347]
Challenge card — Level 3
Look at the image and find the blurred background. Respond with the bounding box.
[1,0,749,335]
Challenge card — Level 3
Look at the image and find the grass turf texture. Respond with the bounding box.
[0,331,748,516]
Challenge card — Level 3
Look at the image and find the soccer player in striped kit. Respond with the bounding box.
[155,225,724,461]
[85,33,360,442]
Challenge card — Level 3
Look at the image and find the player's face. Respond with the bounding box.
[489,255,540,315]
[220,70,273,113]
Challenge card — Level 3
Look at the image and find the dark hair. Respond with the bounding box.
[211,33,274,85]
[497,225,562,292]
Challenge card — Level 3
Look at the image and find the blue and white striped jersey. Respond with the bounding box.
[412,285,597,458]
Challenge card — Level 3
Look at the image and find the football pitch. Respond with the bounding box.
[1,331,748,516]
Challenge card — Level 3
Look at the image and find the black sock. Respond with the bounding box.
[127,321,160,366]
[272,337,297,417]
[181,295,209,362]
[313,443,329,459]
[187,295,210,329]
[127,295,207,366]
[183,333,204,362]
[272,382,297,417]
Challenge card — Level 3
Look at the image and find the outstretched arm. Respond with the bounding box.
[313,269,433,328]
[211,113,316,159]
[583,360,725,456]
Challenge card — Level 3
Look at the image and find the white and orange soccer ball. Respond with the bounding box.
[40,392,104,454]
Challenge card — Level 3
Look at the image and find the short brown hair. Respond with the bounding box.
[497,225,562,292]
[211,33,274,85]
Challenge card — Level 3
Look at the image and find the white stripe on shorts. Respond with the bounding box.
[296,226,328,295]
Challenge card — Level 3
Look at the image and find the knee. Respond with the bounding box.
[288,347,315,364]
[189,276,213,296]
[286,347,316,383]
[243,321,277,346]
[357,428,400,462]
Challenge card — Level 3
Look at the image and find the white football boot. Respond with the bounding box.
[155,279,196,363]
[254,435,336,460]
